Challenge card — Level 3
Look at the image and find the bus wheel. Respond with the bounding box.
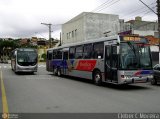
[57,68,61,76]
[151,77,157,85]
[53,68,56,75]
[93,70,102,86]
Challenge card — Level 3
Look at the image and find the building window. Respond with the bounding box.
[67,33,69,39]
[69,32,71,39]
[72,31,74,38]
[75,29,77,37]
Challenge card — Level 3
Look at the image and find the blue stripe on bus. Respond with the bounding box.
[140,70,153,75]
[52,60,68,69]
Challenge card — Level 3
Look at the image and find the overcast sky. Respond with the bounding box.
[0,0,157,39]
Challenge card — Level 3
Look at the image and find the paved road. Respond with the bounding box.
[0,63,160,113]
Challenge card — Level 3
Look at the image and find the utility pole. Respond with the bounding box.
[41,23,52,48]
[157,0,160,64]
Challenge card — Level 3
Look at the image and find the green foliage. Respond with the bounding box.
[0,40,19,49]
[41,53,47,61]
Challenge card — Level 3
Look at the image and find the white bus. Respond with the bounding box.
[46,35,153,85]
[11,48,38,73]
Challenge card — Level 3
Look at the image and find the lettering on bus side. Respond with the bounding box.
[75,60,97,71]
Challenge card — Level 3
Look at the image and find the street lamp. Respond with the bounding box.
[41,23,52,48]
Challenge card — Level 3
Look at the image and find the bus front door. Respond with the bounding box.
[105,45,118,83]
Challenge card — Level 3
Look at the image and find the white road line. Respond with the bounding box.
[38,65,46,67]
[0,65,46,68]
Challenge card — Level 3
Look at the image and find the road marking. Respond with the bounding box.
[0,70,9,116]
[38,65,46,67]
[0,65,46,69]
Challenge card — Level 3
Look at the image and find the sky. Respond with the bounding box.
[0,0,157,39]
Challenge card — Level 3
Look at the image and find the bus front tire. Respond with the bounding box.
[93,70,102,86]
[151,77,157,85]
[53,68,56,75]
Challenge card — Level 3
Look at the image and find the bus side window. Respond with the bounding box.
[53,51,56,59]
[83,44,93,59]
[69,47,75,59]
[56,50,62,59]
[63,51,68,60]
[47,51,52,60]
[75,45,83,59]
[93,42,104,59]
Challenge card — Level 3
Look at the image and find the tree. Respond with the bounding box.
[0,40,19,61]
[41,53,47,61]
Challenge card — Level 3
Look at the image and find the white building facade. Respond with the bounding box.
[62,12,120,45]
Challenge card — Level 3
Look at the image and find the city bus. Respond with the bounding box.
[11,48,38,73]
[46,35,153,85]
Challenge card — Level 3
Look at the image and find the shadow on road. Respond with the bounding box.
[102,83,150,91]
[15,72,36,75]
[50,74,151,91]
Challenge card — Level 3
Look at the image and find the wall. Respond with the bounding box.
[133,30,155,36]
[62,13,84,45]
[84,13,119,40]
[62,12,119,45]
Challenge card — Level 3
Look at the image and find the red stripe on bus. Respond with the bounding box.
[75,60,97,71]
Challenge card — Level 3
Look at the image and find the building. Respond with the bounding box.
[62,12,120,45]
[120,17,158,43]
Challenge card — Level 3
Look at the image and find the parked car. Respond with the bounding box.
[151,64,160,85]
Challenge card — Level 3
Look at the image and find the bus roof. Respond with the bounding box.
[47,35,149,51]
[13,48,36,52]
[47,35,119,51]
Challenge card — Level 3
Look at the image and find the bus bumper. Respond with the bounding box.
[16,65,38,72]
[119,75,153,84]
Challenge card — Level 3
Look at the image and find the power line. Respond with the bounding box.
[95,0,121,13]
[139,0,157,15]
[66,0,121,24]
[91,0,111,12]
[141,6,157,17]
[121,2,156,19]
[122,2,156,17]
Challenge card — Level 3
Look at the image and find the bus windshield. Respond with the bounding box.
[135,43,152,69]
[119,42,152,70]
[17,50,37,66]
